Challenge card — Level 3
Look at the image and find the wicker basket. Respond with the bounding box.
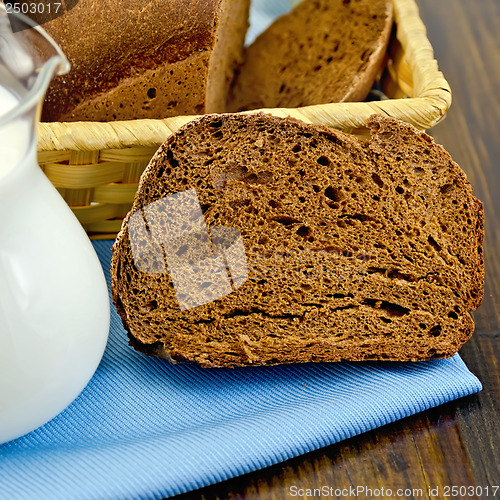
[37,0,451,239]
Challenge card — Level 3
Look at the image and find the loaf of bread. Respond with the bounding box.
[228,0,393,112]
[40,0,250,122]
[111,113,484,368]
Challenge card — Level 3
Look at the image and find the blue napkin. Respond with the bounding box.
[0,240,482,499]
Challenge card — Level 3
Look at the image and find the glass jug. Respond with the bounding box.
[0,8,109,443]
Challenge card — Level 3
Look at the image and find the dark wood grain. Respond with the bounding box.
[175,1,500,498]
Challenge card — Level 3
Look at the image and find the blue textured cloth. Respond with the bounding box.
[246,0,291,44]
[0,240,482,499]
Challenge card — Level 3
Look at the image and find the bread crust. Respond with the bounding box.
[111,113,484,367]
[41,0,248,121]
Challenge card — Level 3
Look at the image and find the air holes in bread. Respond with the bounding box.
[296,225,311,237]
[428,236,442,252]
[372,173,384,188]
[325,186,341,205]
[429,325,442,337]
[272,216,301,226]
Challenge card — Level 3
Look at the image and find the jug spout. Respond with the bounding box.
[0,5,70,119]
[0,8,35,81]
[0,3,70,86]
[0,6,69,179]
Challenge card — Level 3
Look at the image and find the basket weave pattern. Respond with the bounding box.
[37,0,451,239]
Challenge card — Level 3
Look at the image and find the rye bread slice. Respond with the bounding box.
[111,113,484,368]
[227,0,393,112]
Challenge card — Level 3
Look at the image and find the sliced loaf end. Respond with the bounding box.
[42,0,250,121]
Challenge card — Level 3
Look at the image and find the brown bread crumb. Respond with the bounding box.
[111,113,484,368]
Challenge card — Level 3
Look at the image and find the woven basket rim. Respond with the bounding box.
[37,0,451,153]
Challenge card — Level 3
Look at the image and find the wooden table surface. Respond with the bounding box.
[177,0,500,498]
